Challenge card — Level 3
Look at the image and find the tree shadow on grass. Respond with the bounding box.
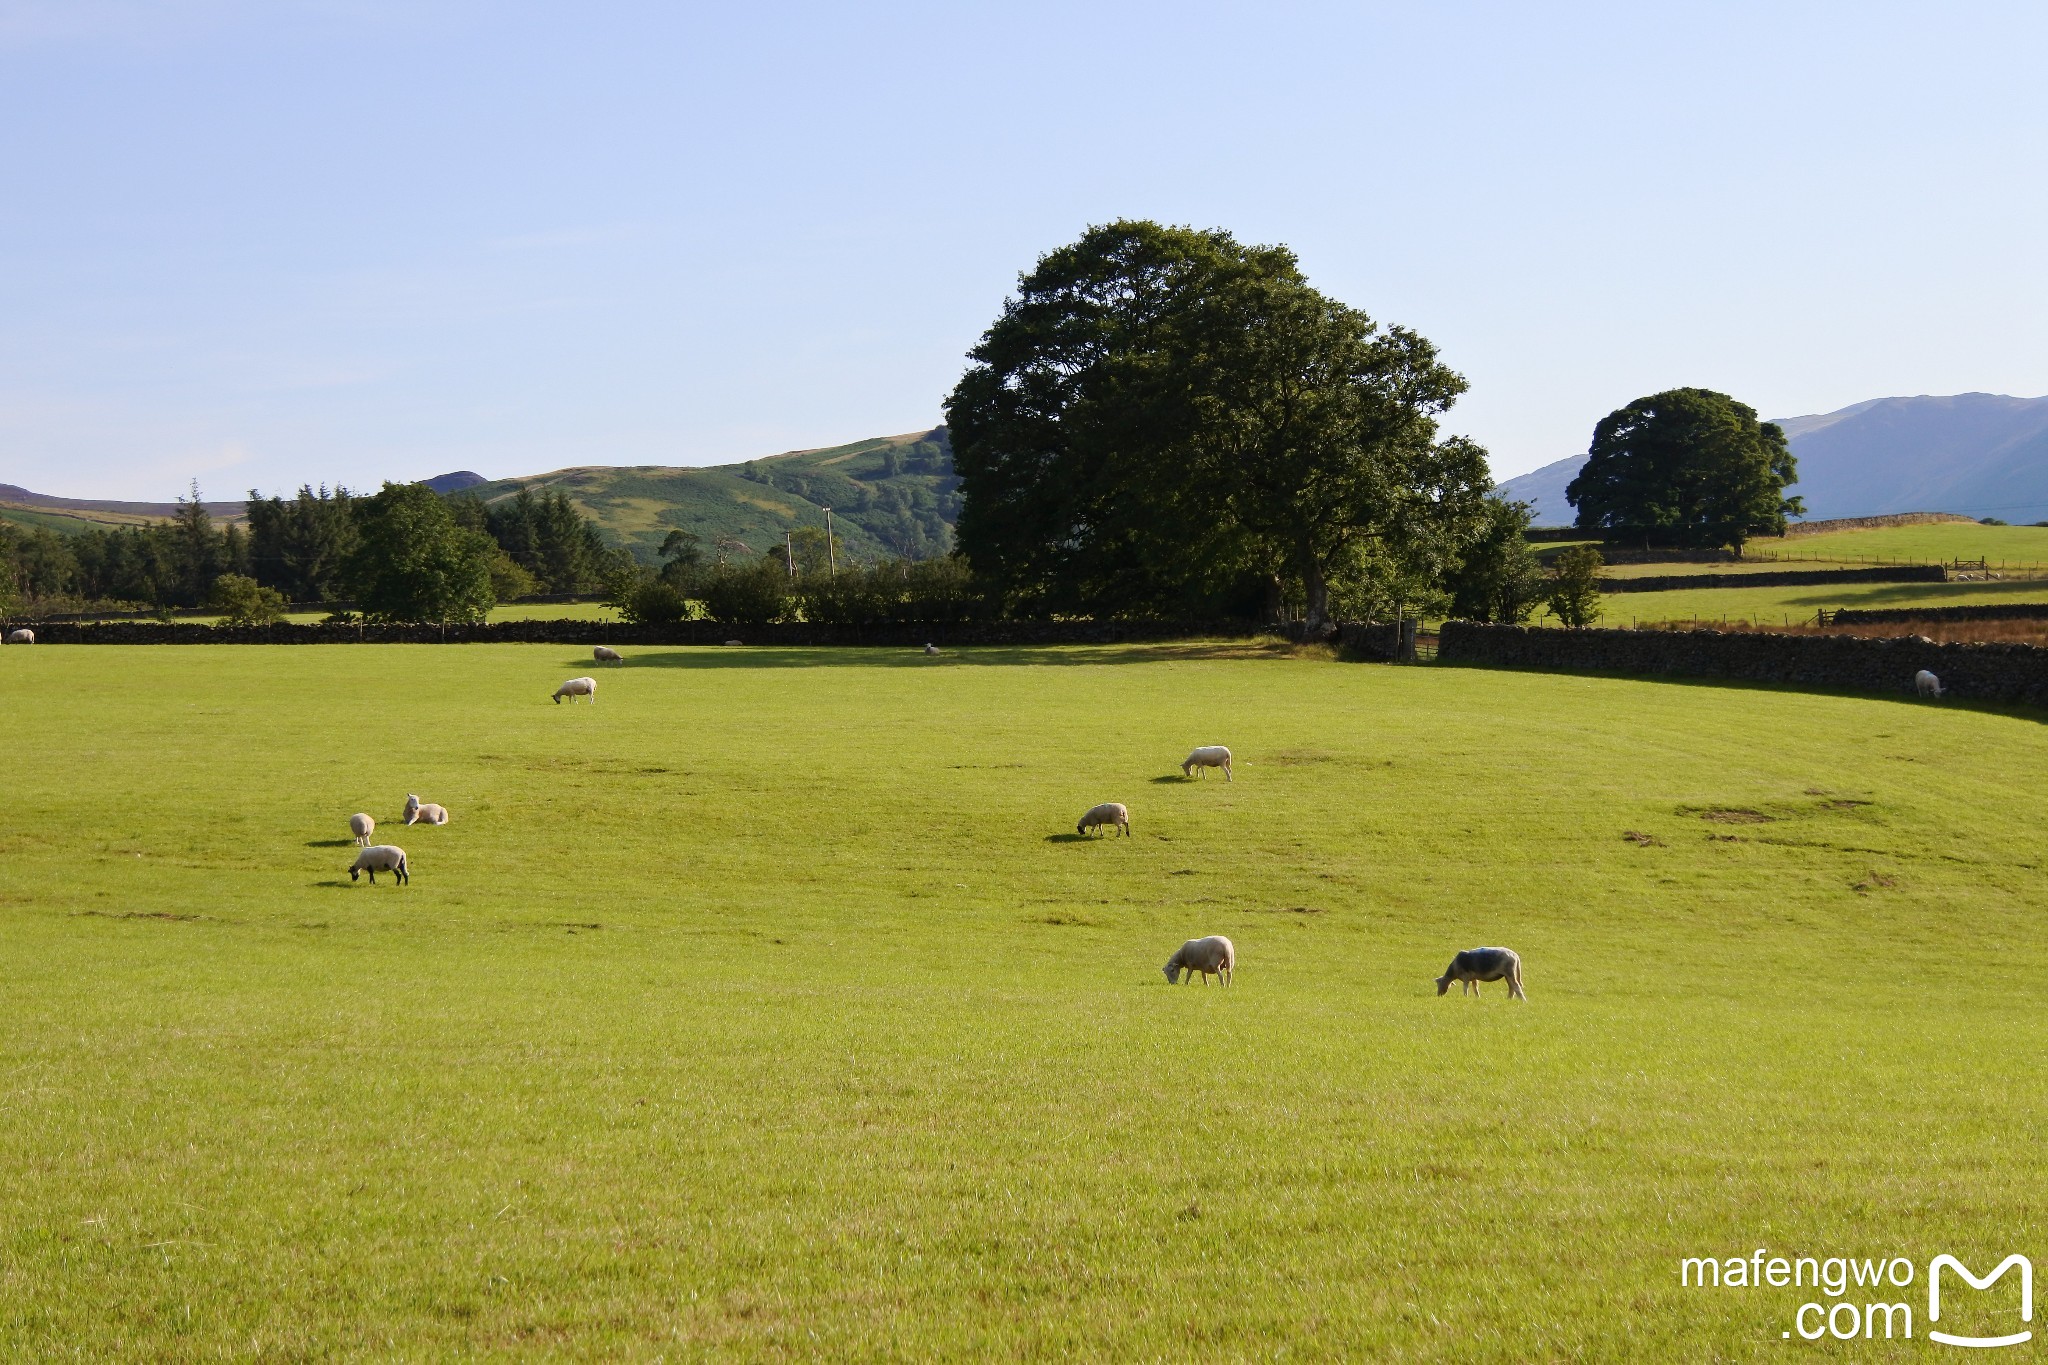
[613,641,1297,670]
[305,838,357,848]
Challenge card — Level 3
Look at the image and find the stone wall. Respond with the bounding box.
[1830,603,2048,625]
[1598,565,1946,593]
[1438,621,2048,706]
[0,617,1285,648]
[1779,512,1979,537]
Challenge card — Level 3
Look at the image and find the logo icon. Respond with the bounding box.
[1929,1254,2033,1349]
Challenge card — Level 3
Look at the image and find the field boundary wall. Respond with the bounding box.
[1600,565,1946,593]
[0,617,1289,648]
[1437,621,2048,705]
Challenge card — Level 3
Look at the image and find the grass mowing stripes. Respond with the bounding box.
[1,643,2043,1358]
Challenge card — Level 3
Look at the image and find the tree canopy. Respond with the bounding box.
[945,220,1491,628]
[345,483,498,624]
[1566,388,1803,550]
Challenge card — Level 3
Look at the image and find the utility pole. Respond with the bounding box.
[785,530,794,579]
[823,508,837,578]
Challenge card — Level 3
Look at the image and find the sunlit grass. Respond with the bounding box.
[1,644,2042,1358]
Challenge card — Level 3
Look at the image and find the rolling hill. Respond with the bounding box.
[1,429,962,564]
[1499,392,2048,526]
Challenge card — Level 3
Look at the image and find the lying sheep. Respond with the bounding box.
[553,676,597,704]
[1164,935,1235,986]
[403,795,449,826]
[723,639,744,647]
[6,628,32,644]
[349,844,409,885]
[1436,947,1526,1000]
[1077,802,1130,837]
[1181,745,1233,781]
[924,643,938,655]
[349,812,375,846]
[1915,669,1943,699]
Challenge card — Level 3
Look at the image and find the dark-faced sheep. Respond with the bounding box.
[553,676,597,704]
[1436,947,1525,1000]
[1077,802,1130,837]
[349,845,409,885]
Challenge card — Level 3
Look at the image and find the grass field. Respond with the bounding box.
[1565,576,2048,629]
[1761,522,2048,567]
[4,643,2044,1358]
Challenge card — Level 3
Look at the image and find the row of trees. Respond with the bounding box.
[1,482,627,623]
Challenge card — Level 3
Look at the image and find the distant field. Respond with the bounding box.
[1757,522,2048,566]
[3,644,2045,1357]
[1566,576,2048,629]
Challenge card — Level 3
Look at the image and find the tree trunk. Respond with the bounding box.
[1300,548,1331,634]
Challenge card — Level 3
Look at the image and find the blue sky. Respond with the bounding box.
[1,1,2043,500]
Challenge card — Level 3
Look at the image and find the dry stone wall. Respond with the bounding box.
[1438,621,2048,706]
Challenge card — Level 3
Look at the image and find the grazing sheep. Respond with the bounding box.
[1915,669,1943,699]
[6,628,32,644]
[349,844,409,885]
[1164,935,1236,986]
[1436,947,1526,1000]
[593,645,623,665]
[403,796,449,826]
[1077,802,1130,837]
[553,676,597,704]
[1181,745,1233,781]
[349,812,374,846]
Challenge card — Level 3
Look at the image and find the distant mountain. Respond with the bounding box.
[420,471,487,495]
[1497,393,2048,526]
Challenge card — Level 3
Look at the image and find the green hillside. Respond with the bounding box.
[464,427,961,565]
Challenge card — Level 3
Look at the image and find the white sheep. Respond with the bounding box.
[593,645,623,665]
[403,794,449,826]
[553,676,597,704]
[349,812,374,846]
[349,844,409,884]
[724,639,744,647]
[924,643,938,655]
[1077,802,1130,837]
[1164,935,1235,986]
[6,628,32,644]
[1915,669,1943,699]
[1181,745,1233,781]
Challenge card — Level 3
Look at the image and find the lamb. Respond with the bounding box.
[1181,745,1233,781]
[1076,802,1130,837]
[553,676,597,704]
[1436,947,1526,1000]
[349,844,409,884]
[1164,935,1235,986]
[349,812,375,846]
[6,629,32,644]
[403,795,449,826]
[593,645,624,665]
[1915,669,1943,699]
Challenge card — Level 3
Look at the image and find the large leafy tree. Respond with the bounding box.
[1566,388,1803,550]
[345,482,496,623]
[946,221,1489,627]
[1445,497,1546,623]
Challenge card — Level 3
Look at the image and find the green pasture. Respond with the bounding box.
[3,643,2045,1359]
[1569,575,2048,629]
[1759,522,2048,567]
